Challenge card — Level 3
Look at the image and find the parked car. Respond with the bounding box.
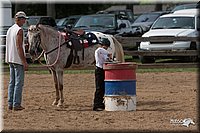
[57,15,82,31]
[171,2,200,13]
[72,14,142,50]
[73,14,140,36]
[97,9,135,23]
[55,18,60,23]
[131,11,169,35]
[23,16,57,35]
[139,9,199,63]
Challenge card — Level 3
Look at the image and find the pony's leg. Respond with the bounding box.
[57,70,64,107]
[52,70,60,106]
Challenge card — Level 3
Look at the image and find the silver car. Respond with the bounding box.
[139,9,199,63]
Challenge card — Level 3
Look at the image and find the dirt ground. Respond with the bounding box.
[2,71,199,132]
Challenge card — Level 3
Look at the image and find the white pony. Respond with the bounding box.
[28,24,124,107]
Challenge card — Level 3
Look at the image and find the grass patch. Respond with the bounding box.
[137,68,198,73]
[2,58,198,75]
[25,69,95,74]
[22,67,198,74]
[124,55,140,63]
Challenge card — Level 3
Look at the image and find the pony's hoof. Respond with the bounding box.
[57,104,63,108]
[52,101,58,106]
[57,101,64,107]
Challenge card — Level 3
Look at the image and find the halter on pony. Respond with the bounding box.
[28,25,64,67]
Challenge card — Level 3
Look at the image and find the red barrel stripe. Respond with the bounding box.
[105,69,136,80]
[103,62,137,70]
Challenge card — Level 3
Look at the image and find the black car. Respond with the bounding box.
[73,14,139,36]
[131,11,169,35]
[96,9,135,23]
[23,16,57,35]
[57,15,82,31]
[72,13,142,51]
[22,16,57,41]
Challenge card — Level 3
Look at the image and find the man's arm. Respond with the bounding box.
[16,29,28,70]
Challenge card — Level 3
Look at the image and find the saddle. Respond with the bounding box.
[72,29,85,36]
[63,28,99,68]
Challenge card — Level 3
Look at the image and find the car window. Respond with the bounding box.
[126,11,134,22]
[57,18,68,26]
[134,14,160,23]
[25,17,39,26]
[29,18,39,25]
[75,16,115,28]
[152,17,195,29]
[48,18,57,27]
[22,17,39,30]
[39,17,56,27]
[67,18,78,25]
[197,17,200,30]
[40,18,49,25]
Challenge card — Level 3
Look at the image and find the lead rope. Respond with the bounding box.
[37,32,62,68]
[35,50,45,61]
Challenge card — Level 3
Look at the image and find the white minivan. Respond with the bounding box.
[139,9,199,63]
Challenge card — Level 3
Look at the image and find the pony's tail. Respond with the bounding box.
[112,36,125,62]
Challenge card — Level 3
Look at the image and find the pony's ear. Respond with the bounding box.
[36,23,41,30]
[36,23,39,28]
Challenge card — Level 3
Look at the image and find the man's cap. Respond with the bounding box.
[15,11,29,19]
[99,38,110,47]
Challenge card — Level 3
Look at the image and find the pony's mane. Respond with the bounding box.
[28,24,57,34]
[38,24,58,33]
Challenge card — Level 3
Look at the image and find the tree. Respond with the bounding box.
[126,4,133,11]
[47,3,55,19]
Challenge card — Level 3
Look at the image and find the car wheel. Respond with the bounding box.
[190,42,197,50]
[188,42,198,62]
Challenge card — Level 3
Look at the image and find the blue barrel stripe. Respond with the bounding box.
[105,80,136,96]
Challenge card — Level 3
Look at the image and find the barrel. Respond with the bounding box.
[103,62,137,111]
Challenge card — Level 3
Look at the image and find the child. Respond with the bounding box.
[93,38,112,111]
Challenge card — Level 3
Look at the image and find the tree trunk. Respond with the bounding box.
[126,4,133,11]
[47,2,56,19]
[155,4,162,11]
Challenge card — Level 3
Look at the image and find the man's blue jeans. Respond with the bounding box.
[8,63,24,107]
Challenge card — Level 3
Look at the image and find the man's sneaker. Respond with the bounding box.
[93,107,104,111]
[13,106,25,111]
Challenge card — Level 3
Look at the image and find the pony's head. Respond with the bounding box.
[28,24,41,61]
